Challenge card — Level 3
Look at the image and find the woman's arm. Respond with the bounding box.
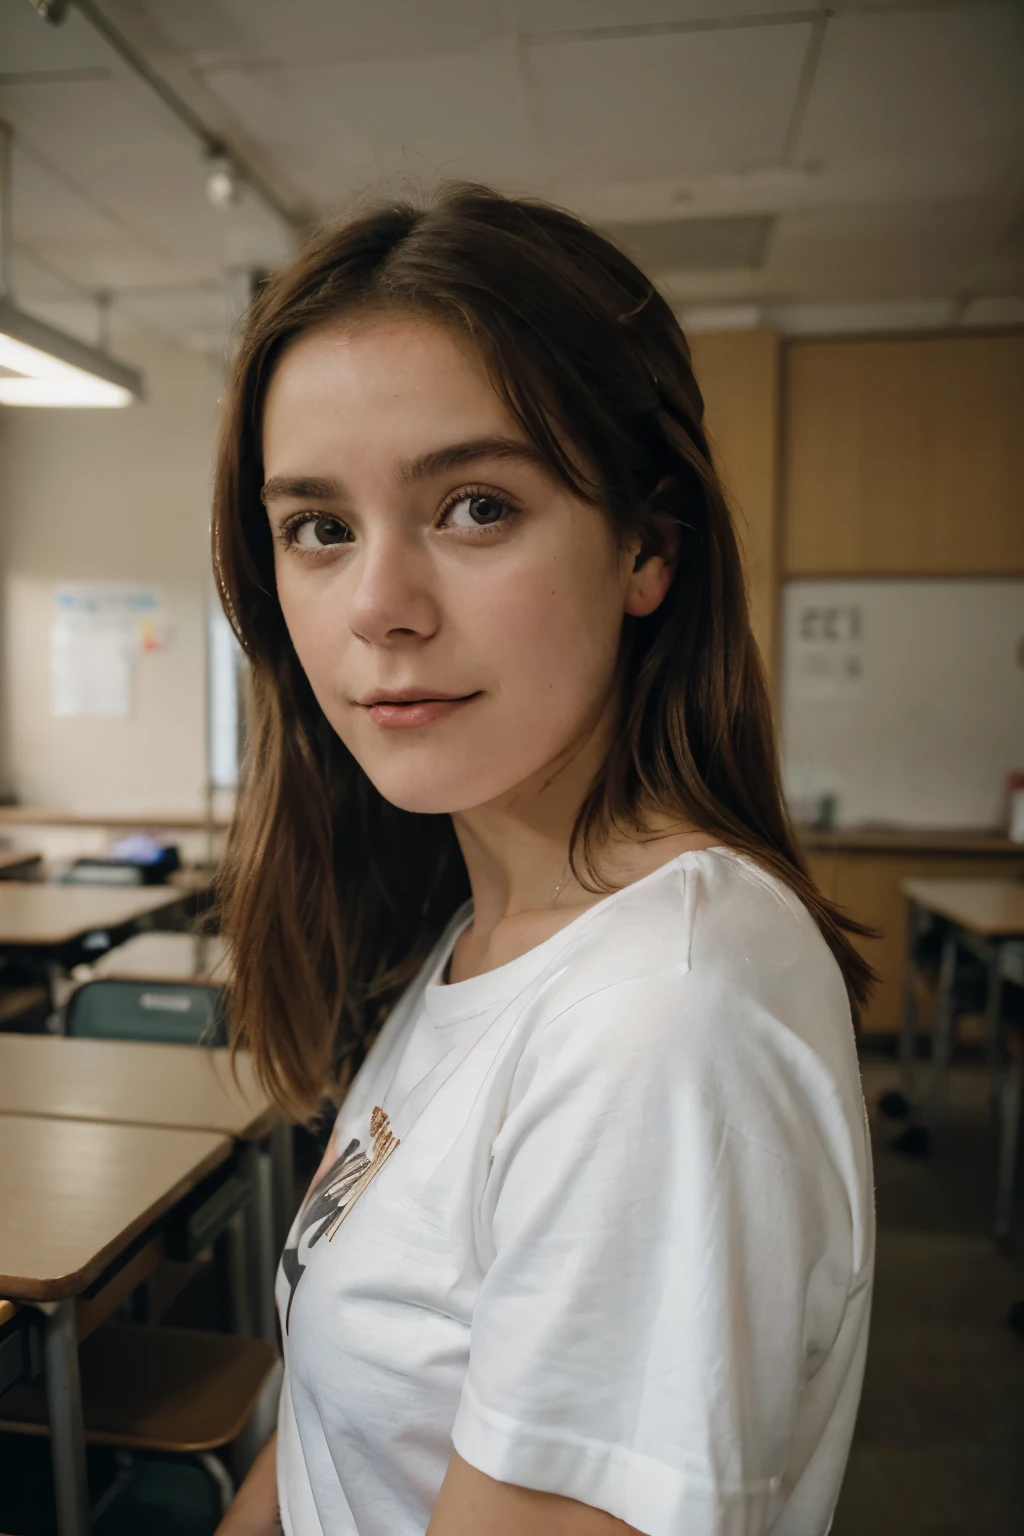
[214,1431,281,1535]
[427,1453,641,1536]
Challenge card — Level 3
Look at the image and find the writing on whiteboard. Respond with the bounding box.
[793,603,864,699]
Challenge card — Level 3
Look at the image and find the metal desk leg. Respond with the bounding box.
[270,1122,296,1249]
[224,1207,252,1337]
[46,961,68,1035]
[925,928,960,1135]
[43,1299,90,1536]
[250,1142,278,1342]
[985,949,1004,1133]
[993,974,1020,1246]
[899,901,923,1101]
[994,1046,1021,1245]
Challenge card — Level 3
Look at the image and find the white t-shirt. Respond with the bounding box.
[276,847,874,1536]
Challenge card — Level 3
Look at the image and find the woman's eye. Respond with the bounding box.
[293,514,352,549]
[442,494,511,530]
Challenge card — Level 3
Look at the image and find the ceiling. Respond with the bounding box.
[1,0,1022,350]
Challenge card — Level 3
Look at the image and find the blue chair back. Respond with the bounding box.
[66,978,228,1046]
[61,861,146,887]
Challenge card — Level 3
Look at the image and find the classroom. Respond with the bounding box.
[0,3,1022,1534]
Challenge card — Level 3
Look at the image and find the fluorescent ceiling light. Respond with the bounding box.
[0,298,143,408]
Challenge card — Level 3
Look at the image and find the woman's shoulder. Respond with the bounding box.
[518,848,861,1149]
[537,846,844,1021]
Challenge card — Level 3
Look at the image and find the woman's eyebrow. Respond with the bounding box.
[261,475,344,505]
[260,438,546,507]
[394,435,547,486]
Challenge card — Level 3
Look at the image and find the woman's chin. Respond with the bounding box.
[361,762,521,818]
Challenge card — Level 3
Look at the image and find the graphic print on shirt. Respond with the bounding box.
[280,1105,399,1333]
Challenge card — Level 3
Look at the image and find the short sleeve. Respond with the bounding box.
[451,973,853,1536]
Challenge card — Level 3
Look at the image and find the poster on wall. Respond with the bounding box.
[50,584,167,719]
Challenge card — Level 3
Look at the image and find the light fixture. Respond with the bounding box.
[0,120,144,407]
[205,151,243,210]
[28,0,69,22]
[0,298,143,408]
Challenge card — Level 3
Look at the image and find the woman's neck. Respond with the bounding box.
[447,699,719,984]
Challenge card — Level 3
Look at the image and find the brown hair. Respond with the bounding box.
[212,182,872,1121]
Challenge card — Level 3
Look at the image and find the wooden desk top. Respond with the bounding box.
[0,807,231,831]
[0,1035,274,1142]
[89,931,230,985]
[902,878,1024,937]
[0,850,43,875]
[0,883,183,947]
[0,1115,230,1301]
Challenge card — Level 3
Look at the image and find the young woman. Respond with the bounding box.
[212,184,874,1536]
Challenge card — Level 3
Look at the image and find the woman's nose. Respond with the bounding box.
[346,532,441,647]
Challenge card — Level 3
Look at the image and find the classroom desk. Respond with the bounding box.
[0,850,43,881]
[0,883,184,952]
[0,1298,36,1401]
[0,883,188,1021]
[0,1115,231,1536]
[901,878,1024,1238]
[87,930,230,985]
[901,878,1024,939]
[0,1034,288,1340]
[0,808,231,831]
[0,1034,269,1140]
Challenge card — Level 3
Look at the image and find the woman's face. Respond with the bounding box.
[262,315,664,816]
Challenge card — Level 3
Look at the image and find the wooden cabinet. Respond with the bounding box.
[803,836,1024,1035]
[690,329,780,681]
[782,333,1024,576]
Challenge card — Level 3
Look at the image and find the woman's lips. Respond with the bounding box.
[366,695,478,729]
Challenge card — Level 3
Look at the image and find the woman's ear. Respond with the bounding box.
[623,478,680,618]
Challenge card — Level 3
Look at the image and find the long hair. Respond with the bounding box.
[213,182,872,1121]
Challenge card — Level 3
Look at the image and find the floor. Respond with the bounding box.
[2,1057,1022,1533]
[832,1055,1024,1536]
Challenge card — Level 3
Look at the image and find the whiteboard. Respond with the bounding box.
[780,579,1024,830]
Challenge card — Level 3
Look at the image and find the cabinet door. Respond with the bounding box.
[782,334,1024,576]
[690,329,780,681]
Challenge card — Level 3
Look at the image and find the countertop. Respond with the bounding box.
[798,826,1024,856]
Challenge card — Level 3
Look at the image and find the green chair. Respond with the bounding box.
[60,861,147,886]
[65,978,228,1047]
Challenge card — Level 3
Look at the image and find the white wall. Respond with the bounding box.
[0,338,221,815]
[781,579,1024,830]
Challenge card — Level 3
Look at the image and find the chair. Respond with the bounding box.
[65,977,228,1047]
[0,1323,280,1520]
[61,860,147,886]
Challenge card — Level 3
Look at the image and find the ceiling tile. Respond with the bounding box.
[0,1,107,74]
[122,0,503,68]
[523,23,812,178]
[762,202,1024,301]
[114,287,230,347]
[1,0,1019,335]
[202,39,540,207]
[509,1,814,34]
[10,143,123,252]
[601,214,773,272]
[798,3,1024,163]
[0,71,291,287]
